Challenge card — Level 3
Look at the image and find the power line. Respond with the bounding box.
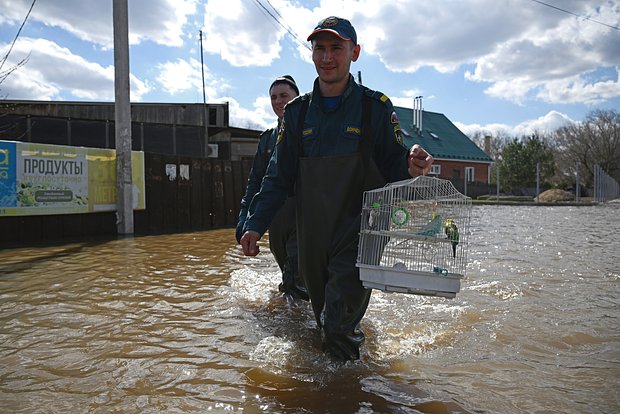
[253,0,310,49]
[530,0,620,31]
[249,0,310,50]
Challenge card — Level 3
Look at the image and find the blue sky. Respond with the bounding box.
[1,0,619,138]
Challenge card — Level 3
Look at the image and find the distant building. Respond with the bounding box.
[0,100,261,161]
[0,99,494,189]
[395,106,493,186]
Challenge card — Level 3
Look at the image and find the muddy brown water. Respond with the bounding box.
[1,204,619,413]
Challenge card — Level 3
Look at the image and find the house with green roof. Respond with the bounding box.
[394,105,493,188]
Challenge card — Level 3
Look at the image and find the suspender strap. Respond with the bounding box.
[359,93,373,166]
[297,95,310,157]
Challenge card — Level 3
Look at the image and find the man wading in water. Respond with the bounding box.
[236,75,308,301]
[240,16,433,360]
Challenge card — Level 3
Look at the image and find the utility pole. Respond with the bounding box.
[200,30,209,157]
[113,0,133,234]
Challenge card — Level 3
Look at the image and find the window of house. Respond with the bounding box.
[465,166,475,182]
[430,164,441,175]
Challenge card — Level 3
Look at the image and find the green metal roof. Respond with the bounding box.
[394,106,493,163]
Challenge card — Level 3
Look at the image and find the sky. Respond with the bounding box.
[1,0,619,138]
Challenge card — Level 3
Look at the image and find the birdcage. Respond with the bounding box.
[356,176,471,298]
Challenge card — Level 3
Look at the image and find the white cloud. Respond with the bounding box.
[202,0,285,67]
[0,37,150,101]
[0,0,196,48]
[460,1,620,104]
[223,96,276,130]
[155,57,226,99]
[535,69,620,105]
[454,121,511,139]
[201,0,318,67]
[455,110,575,138]
[513,110,574,136]
[347,0,619,106]
[156,59,202,95]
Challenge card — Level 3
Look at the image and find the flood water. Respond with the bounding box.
[1,204,619,413]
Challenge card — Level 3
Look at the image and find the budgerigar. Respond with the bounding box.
[414,214,443,236]
[444,218,459,258]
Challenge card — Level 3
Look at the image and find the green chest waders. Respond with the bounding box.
[295,96,384,360]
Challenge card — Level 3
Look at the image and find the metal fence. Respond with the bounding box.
[593,164,620,202]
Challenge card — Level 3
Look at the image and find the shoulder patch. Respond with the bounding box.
[363,87,393,106]
[393,124,403,145]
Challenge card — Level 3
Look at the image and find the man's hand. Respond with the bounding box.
[240,230,261,256]
[408,144,433,177]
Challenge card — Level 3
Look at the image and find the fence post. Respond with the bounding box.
[496,163,500,202]
[575,161,580,202]
[536,162,540,203]
[594,164,599,202]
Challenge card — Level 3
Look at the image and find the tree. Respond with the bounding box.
[469,129,512,161]
[498,133,555,193]
[552,109,620,188]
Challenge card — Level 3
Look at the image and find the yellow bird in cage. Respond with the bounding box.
[444,218,459,257]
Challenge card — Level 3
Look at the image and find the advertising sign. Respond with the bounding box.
[0,140,145,216]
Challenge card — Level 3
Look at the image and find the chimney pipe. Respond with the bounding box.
[419,96,423,134]
[413,96,423,135]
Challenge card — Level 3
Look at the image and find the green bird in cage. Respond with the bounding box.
[444,218,459,258]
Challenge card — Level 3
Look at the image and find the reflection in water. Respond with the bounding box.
[1,205,619,413]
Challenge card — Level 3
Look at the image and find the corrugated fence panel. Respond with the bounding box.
[211,161,226,228]
[231,160,245,224]
[223,161,236,225]
[146,154,165,233]
[178,157,192,232]
[202,159,214,229]
[190,159,204,230]
[163,155,179,232]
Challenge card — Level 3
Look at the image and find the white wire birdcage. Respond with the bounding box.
[356,176,471,298]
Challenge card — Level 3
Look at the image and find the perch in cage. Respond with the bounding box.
[356,176,472,298]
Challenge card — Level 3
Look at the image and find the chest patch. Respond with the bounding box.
[345,125,361,136]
